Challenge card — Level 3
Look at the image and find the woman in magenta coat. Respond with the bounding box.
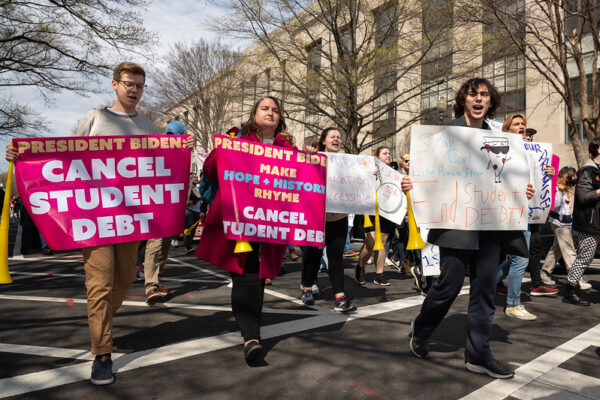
[197,96,296,363]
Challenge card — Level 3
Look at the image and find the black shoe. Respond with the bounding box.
[90,355,114,385]
[355,264,366,285]
[41,247,53,256]
[243,341,263,363]
[301,289,314,305]
[411,266,428,295]
[333,296,357,312]
[409,335,428,358]
[373,274,390,286]
[563,283,590,306]
[466,359,514,379]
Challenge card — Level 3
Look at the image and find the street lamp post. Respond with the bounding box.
[437,97,447,125]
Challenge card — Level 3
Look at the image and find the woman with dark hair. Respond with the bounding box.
[196,96,296,363]
[402,78,534,379]
[541,167,590,289]
[300,127,356,312]
[355,145,396,286]
[564,141,600,306]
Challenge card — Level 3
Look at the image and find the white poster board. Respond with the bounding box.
[524,142,553,224]
[419,227,440,276]
[410,125,530,231]
[325,153,377,214]
[375,159,408,226]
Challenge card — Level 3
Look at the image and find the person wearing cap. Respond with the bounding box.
[525,127,536,141]
[496,114,557,322]
[143,120,190,304]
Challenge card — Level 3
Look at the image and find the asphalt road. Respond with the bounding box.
[0,244,599,400]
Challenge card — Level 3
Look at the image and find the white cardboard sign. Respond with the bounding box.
[325,153,377,214]
[525,142,553,224]
[410,125,530,231]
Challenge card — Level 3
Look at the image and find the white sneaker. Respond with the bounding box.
[385,258,395,266]
[505,305,537,321]
[299,283,320,297]
[541,271,556,286]
[580,279,592,291]
[367,257,374,265]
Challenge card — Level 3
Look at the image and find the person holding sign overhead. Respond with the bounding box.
[402,78,535,379]
[300,127,356,312]
[6,62,159,385]
[196,96,297,364]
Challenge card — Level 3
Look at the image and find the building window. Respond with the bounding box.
[482,54,526,122]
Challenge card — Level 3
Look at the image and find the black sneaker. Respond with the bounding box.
[333,296,357,312]
[466,359,515,379]
[355,264,366,285]
[373,274,390,286]
[90,355,114,385]
[243,341,263,364]
[301,289,314,305]
[409,335,428,358]
[410,266,426,295]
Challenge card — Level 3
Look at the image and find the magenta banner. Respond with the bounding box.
[13,135,191,250]
[214,135,326,247]
[550,154,560,210]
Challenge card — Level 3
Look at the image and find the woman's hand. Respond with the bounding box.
[302,145,317,155]
[526,183,535,200]
[184,136,194,151]
[401,176,413,193]
[544,165,555,178]
[5,144,18,162]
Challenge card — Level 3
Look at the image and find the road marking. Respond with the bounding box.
[460,322,600,400]
[167,258,230,280]
[8,271,228,284]
[511,367,600,399]
[0,294,323,315]
[0,292,430,398]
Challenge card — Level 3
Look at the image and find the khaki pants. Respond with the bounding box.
[143,237,171,294]
[541,225,576,274]
[83,241,139,355]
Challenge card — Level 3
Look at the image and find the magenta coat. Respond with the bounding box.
[196,129,294,279]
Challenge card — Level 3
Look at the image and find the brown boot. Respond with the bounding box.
[401,261,413,275]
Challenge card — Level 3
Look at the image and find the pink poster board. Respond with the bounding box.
[550,154,560,210]
[214,135,326,247]
[13,135,191,250]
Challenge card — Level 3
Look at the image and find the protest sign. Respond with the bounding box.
[325,153,377,214]
[13,135,191,250]
[374,159,407,225]
[410,125,530,230]
[550,155,560,210]
[214,135,327,247]
[524,142,554,223]
[419,228,440,276]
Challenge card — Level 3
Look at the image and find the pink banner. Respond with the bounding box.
[13,135,191,250]
[550,154,560,210]
[215,135,326,247]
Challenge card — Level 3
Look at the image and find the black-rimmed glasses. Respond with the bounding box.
[116,80,146,90]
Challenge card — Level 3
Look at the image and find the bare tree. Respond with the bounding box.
[215,0,459,154]
[148,40,241,151]
[0,0,157,137]
[456,0,600,166]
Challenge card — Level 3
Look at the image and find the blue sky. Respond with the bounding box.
[0,0,237,173]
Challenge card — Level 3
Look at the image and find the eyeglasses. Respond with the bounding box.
[116,80,146,90]
[467,91,490,98]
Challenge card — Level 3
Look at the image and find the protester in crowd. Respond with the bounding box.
[402,78,535,379]
[563,140,600,306]
[7,61,159,385]
[399,153,410,175]
[540,167,592,290]
[355,146,396,286]
[299,127,356,312]
[144,121,191,304]
[496,114,557,321]
[185,173,202,255]
[195,96,297,363]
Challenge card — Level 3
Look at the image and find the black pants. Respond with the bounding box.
[184,210,200,250]
[413,231,501,364]
[230,242,265,341]
[301,217,348,294]
[527,224,542,287]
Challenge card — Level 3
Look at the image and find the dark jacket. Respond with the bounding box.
[573,159,600,235]
[426,115,528,257]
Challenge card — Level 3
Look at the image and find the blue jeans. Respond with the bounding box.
[497,230,531,306]
[344,226,352,253]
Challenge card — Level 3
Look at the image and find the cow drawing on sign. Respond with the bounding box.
[480,137,510,183]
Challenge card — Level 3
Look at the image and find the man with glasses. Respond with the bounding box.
[75,62,158,385]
